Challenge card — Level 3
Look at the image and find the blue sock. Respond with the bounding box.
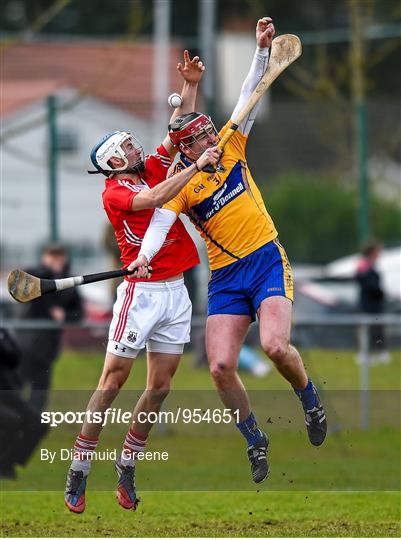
[236,412,264,447]
[293,379,318,411]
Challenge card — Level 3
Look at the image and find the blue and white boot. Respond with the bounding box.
[294,380,327,446]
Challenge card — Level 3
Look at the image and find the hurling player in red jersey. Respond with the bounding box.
[64,51,221,514]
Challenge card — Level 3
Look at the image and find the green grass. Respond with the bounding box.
[1,427,399,492]
[1,491,400,537]
[0,348,400,537]
[52,348,401,391]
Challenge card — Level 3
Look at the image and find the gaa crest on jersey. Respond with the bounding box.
[170,162,184,177]
[216,163,226,173]
[127,330,138,343]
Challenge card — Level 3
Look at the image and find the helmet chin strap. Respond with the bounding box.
[126,160,145,175]
[87,160,145,177]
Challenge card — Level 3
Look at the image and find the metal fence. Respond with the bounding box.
[2,314,400,430]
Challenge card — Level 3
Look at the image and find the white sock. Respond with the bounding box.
[71,433,99,476]
[70,459,91,476]
[120,453,135,468]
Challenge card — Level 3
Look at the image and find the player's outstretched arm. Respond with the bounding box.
[131,146,221,211]
[162,50,205,156]
[231,17,275,136]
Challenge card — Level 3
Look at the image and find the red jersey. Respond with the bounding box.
[102,144,199,282]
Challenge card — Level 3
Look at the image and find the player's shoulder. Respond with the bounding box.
[102,178,115,200]
[218,120,248,160]
[219,119,248,142]
[103,177,145,201]
[145,144,172,169]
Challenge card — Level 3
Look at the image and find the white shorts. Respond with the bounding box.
[107,278,192,359]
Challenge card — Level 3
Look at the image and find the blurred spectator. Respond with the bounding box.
[0,328,48,479]
[355,240,390,364]
[238,344,272,377]
[15,244,83,411]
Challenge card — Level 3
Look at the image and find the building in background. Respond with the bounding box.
[1,41,185,268]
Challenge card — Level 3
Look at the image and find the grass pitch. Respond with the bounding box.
[1,491,400,537]
[0,347,400,537]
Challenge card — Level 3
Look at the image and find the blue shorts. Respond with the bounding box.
[208,239,294,321]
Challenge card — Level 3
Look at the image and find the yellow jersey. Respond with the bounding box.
[164,121,278,271]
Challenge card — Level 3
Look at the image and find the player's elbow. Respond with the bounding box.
[151,185,178,208]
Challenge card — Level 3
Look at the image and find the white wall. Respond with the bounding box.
[1,91,155,260]
[216,32,270,119]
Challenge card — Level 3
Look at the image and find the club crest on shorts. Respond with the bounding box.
[127,330,138,343]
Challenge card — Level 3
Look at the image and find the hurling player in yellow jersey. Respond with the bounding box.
[129,17,327,484]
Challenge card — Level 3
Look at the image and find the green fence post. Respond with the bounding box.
[47,95,58,242]
[357,101,369,243]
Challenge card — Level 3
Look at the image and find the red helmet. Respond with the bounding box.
[169,112,218,155]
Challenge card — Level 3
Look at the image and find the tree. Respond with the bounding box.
[262,171,401,264]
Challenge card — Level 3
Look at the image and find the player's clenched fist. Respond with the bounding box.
[196,146,222,170]
[256,17,275,48]
[127,254,152,278]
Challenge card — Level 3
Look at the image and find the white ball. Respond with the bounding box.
[168,93,183,108]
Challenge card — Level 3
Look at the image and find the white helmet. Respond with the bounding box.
[89,131,145,176]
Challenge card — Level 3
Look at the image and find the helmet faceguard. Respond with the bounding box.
[89,131,145,176]
[169,113,219,158]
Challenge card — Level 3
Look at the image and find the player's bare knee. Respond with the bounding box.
[97,378,120,395]
[146,381,170,403]
[98,368,126,392]
[210,362,236,384]
[262,338,289,363]
[147,368,174,391]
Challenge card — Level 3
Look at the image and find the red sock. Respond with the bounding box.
[121,428,147,464]
[71,433,99,474]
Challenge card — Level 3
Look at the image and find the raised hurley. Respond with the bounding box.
[218,34,302,149]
